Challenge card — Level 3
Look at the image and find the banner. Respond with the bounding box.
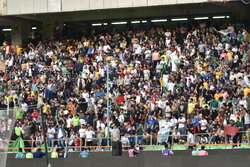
[224,125,240,136]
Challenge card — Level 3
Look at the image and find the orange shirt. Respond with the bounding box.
[67,104,75,114]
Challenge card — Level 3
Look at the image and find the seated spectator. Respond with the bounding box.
[128,145,139,157]
[162,144,173,157]
[79,151,90,158]
[51,148,60,158]
[58,147,69,158]
[15,148,25,159]
[191,145,199,156]
[197,146,208,156]
[33,148,46,158]
[26,149,33,159]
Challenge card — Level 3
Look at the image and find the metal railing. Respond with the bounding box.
[2,131,250,152]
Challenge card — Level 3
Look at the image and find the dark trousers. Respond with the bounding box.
[233,132,242,147]
[86,141,93,151]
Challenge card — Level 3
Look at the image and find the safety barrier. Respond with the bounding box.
[2,131,250,152]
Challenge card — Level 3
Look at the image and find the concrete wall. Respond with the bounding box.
[6,149,250,167]
[2,0,237,15]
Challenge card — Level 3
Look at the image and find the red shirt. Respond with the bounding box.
[31,112,39,119]
[117,96,124,104]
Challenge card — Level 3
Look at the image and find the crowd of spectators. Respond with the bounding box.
[0,19,250,151]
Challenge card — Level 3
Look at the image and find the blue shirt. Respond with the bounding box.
[80,152,89,158]
[15,152,25,159]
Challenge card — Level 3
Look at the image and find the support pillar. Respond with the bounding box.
[11,23,31,47]
[42,21,55,40]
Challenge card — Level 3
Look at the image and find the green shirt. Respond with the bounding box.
[15,109,23,120]
[15,127,22,136]
[71,117,80,127]
[26,152,33,159]
[51,151,58,158]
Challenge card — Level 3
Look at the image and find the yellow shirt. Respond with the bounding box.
[227,51,233,61]
[43,104,50,113]
[214,93,223,101]
[115,48,120,53]
[203,82,208,88]
[243,88,250,96]
[94,71,101,79]
[215,71,222,79]
[188,103,196,114]
[17,48,23,55]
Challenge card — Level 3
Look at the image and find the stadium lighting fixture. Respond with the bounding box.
[103,23,108,25]
[171,18,188,21]
[2,28,12,31]
[194,17,209,20]
[213,16,225,19]
[111,22,127,25]
[151,19,167,23]
[92,23,102,26]
[32,27,37,30]
[226,16,230,18]
[142,20,147,23]
[131,21,140,24]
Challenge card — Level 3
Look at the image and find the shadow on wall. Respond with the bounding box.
[6,149,250,167]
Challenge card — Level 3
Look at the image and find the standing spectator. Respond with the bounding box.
[47,125,56,148]
[178,114,186,136]
[187,130,195,150]
[56,124,65,147]
[84,127,95,150]
[110,125,120,142]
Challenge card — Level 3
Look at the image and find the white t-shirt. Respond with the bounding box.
[163,122,173,132]
[188,133,195,144]
[47,128,55,138]
[21,103,28,112]
[79,128,86,138]
[57,129,64,138]
[66,118,72,128]
[244,113,250,125]
[85,130,95,141]
[178,117,186,128]
[199,119,208,130]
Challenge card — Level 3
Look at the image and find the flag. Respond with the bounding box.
[224,125,240,136]
[8,137,25,152]
[214,28,231,36]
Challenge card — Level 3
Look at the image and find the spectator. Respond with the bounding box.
[197,146,208,156]
[128,144,139,157]
[84,127,95,151]
[162,143,173,157]
[191,145,199,156]
[26,149,33,159]
[187,130,195,150]
[79,151,90,158]
[51,148,59,158]
[15,148,25,159]
[33,148,46,158]
[58,147,69,158]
